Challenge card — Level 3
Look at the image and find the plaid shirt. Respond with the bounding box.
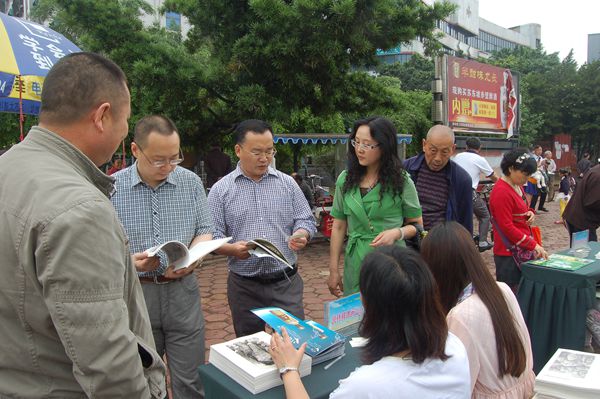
[111,163,213,277]
[207,163,317,277]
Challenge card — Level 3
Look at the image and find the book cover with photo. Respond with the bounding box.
[324,292,364,337]
[208,331,311,394]
[251,307,346,365]
[530,254,594,271]
[535,348,600,399]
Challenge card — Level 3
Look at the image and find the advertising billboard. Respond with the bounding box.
[446,55,518,137]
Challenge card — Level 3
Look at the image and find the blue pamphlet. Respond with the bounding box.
[251,307,346,365]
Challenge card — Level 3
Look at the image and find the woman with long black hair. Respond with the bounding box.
[327,116,423,296]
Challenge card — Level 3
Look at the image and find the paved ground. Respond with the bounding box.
[196,195,571,361]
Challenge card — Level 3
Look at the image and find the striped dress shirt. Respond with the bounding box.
[207,163,317,277]
[111,163,213,277]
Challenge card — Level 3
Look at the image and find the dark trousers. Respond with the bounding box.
[530,191,547,210]
[566,221,598,246]
[227,271,305,337]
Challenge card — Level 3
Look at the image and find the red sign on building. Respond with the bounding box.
[446,56,517,137]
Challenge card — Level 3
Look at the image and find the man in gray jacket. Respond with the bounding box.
[0,53,166,398]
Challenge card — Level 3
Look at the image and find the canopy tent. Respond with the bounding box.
[272,133,413,179]
[273,133,413,145]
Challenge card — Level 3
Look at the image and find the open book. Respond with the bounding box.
[251,307,346,365]
[146,237,232,271]
[246,239,294,269]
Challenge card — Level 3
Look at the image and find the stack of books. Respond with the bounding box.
[324,292,364,337]
[208,331,312,394]
[252,307,346,365]
[535,348,600,399]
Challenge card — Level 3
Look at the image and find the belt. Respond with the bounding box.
[139,275,182,284]
[238,265,297,284]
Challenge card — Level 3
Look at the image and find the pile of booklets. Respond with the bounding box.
[324,292,364,337]
[252,307,346,365]
[208,331,312,394]
[534,348,600,399]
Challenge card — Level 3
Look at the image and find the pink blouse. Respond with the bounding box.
[447,282,535,398]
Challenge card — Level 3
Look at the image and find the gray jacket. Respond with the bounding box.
[0,127,166,398]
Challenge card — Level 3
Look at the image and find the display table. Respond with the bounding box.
[517,242,600,373]
[199,341,361,399]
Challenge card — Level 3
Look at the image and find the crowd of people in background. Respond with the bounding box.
[1,51,599,399]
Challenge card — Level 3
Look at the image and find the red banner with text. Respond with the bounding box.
[446,56,517,136]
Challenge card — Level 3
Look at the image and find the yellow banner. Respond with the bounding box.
[8,75,44,101]
[471,100,497,119]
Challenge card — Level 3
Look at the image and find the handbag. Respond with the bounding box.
[531,225,543,246]
[491,217,538,268]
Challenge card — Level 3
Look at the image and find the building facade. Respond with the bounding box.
[377,0,541,63]
[6,0,190,36]
[588,33,600,63]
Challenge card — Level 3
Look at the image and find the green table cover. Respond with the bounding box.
[517,242,600,373]
[199,342,360,399]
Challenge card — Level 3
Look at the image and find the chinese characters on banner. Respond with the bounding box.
[0,12,80,114]
[446,55,517,135]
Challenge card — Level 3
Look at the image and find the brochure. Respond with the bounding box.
[246,239,294,269]
[146,237,232,271]
[208,331,311,394]
[530,253,594,271]
[324,292,364,337]
[251,307,346,365]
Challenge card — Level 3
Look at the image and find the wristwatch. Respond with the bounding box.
[279,366,299,379]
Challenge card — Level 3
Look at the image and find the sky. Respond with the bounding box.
[478,0,600,66]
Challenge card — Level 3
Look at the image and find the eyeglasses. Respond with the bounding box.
[515,153,531,164]
[137,145,184,168]
[240,146,277,158]
[351,139,380,151]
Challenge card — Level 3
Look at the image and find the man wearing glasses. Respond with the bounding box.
[208,119,317,337]
[111,115,213,398]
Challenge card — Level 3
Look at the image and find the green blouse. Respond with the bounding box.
[330,170,422,294]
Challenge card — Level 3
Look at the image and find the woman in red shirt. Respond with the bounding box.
[489,149,548,291]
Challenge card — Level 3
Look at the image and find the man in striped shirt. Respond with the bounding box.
[208,119,317,337]
[404,125,473,234]
[112,115,213,398]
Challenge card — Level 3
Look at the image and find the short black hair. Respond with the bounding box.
[40,52,128,125]
[134,115,178,147]
[359,246,449,365]
[465,137,481,150]
[500,148,537,176]
[234,119,272,144]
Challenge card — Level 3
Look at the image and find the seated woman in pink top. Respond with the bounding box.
[422,221,535,399]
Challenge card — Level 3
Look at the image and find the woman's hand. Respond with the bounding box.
[269,327,306,369]
[534,244,548,260]
[525,210,535,225]
[370,227,402,247]
[327,270,343,297]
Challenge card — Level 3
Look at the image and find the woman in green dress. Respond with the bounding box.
[328,117,423,296]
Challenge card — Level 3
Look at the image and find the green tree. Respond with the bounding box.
[572,61,600,157]
[165,0,452,130]
[375,54,435,91]
[30,0,218,149]
[488,46,578,145]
